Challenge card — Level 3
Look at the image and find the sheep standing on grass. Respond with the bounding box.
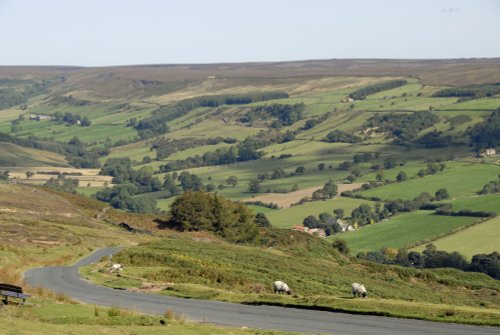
[109,263,123,274]
[273,281,291,295]
[351,283,367,298]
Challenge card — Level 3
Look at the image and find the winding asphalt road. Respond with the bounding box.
[24,247,498,335]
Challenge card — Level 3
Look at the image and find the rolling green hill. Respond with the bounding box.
[0,59,499,300]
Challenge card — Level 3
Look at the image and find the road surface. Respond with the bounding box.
[24,247,499,335]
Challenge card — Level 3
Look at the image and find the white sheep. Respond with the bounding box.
[109,263,123,273]
[351,283,367,298]
[273,281,291,295]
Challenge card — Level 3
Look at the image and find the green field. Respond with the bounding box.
[266,197,373,227]
[359,163,500,200]
[440,194,500,214]
[412,216,500,259]
[337,210,479,253]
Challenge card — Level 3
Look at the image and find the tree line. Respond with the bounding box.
[239,103,305,128]
[349,80,407,100]
[364,111,440,145]
[134,92,288,139]
[357,243,500,280]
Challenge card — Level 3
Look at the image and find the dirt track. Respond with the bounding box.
[245,183,363,208]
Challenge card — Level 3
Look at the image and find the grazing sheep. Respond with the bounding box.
[273,281,291,295]
[109,263,123,273]
[351,283,367,298]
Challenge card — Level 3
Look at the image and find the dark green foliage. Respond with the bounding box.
[353,153,373,163]
[254,213,271,227]
[100,158,132,177]
[365,111,440,144]
[338,161,354,170]
[470,252,500,279]
[157,131,286,172]
[479,180,500,194]
[362,245,500,280]
[135,92,288,138]
[433,83,500,100]
[0,79,52,110]
[417,131,453,148]
[349,80,407,100]
[469,109,500,148]
[322,180,338,199]
[303,215,320,228]
[243,200,278,209]
[383,157,398,169]
[169,191,259,243]
[295,166,306,174]
[434,188,449,201]
[178,171,204,191]
[318,163,325,171]
[333,208,344,219]
[0,170,9,181]
[351,204,375,226]
[332,239,350,255]
[324,130,362,143]
[43,175,79,194]
[247,180,261,193]
[225,176,238,187]
[49,95,91,106]
[396,171,408,182]
[240,103,305,128]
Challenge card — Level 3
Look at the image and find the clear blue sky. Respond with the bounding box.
[1,0,499,66]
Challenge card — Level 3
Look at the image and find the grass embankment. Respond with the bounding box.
[0,298,295,335]
[0,182,294,334]
[83,235,500,326]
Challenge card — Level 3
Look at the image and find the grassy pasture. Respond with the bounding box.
[82,237,500,325]
[358,163,500,200]
[412,216,500,259]
[337,210,479,254]
[440,194,500,214]
[440,97,500,111]
[266,196,374,228]
[0,143,69,167]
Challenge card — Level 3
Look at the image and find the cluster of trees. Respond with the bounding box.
[43,175,79,194]
[302,207,345,236]
[239,103,305,128]
[0,79,51,110]
[433,83,500,101]
[357,244,500,279]
[95,185,157,213]
[364,111,440,145]
[169,191,259,243]
[49,95,91,106]
[349,80,407,100]
[64,137,106,168]
[479,179,500,195]
[302,111,332,131]
[469,108,500,148]
[323,130,362,143]
[152,136,236,160]
[0,132,103,168]
[134,92,288,139]
[347,190,452,227]
[0,170,9,181]
[52,112,91,127]
[158,131,287,173]
[416,131,454,148]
